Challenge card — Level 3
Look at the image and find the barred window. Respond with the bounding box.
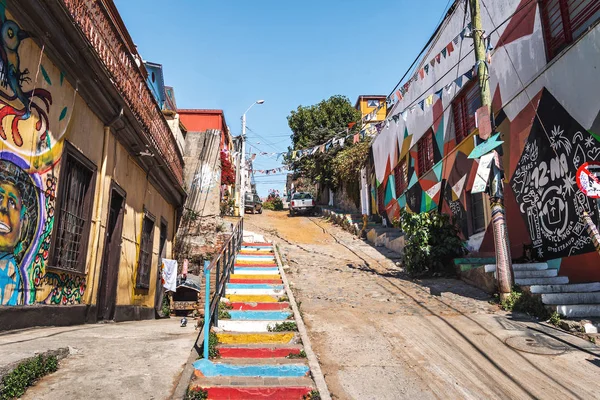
[541,0,600,59]
[394,157,409,195]
[452,80,481,145]
[470,192,486,234]
[417,130,435,177]
[136,212,155,289]
[51,143,96,273]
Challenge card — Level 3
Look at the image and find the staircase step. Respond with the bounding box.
[230,302,290,311]
[235,262,278,267]
[217,346,302,359]
[226,295,285,303]
[485,263,550,273]
[542,292,600,305]
[228,311,292,320]
[200,386,313,399]
[515,276,569,286]
[513,269,557,278]
[225,287,285,296]
[217,320,289,332]
[191,375,312,388]
[227,283,284,290]
[233,268,280,275]
[555,304,600,318]
[230,279,283,284]
[216,332,297,345]
[230,274,281,280]
[530,282,600,294]
[193,359,309,378]
[242,242,273,247]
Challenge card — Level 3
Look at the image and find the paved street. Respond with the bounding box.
[244,210,600,400]
[0,319,198,399]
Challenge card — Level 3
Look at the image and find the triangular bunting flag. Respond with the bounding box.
[425,94,434,107]
[396,90,403,102]
[430,59,435,67]
[353,134,359,144]
[435,89,444,99]
[454,76,463,88]
[419,69,425,79]
[464,69,474,81]
[447,41,455,55]
[453,35,460,45]
[418,99,425,111]
[424,64,429,74]
[441,48,447,58]
[319,145,325,153]
[401,110,408,121]
[436,54,441,64]
[460,28,466,40]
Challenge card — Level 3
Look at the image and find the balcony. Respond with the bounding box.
[61,0,184,186]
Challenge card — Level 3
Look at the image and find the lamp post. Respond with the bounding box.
[240,100,264,214]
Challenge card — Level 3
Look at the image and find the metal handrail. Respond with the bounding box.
[201,217,244,358]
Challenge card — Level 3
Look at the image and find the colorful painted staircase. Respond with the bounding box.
[191,242,315,399]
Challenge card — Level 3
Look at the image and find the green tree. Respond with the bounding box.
[287,95,361,187]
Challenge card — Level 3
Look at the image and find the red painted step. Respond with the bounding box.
[230,302,290,311]
[217,347,301,358]
[242,242,273,247]
[203,386,312,399]
[230,279,283,284]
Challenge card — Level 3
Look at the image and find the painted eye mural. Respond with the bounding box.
[0,8,79,306]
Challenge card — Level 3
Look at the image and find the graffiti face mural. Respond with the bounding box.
[0,9,80,306]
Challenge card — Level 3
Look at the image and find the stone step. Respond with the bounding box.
[192,385,313,399]
[191,375,312,388]
[530,282,600,294]
[225,295,285,303]
[230,302,290,311]
[216,332,298,345]
[225,287,285,296]
[484,263,549,273]
[227,284,284,290]
[217,320,290,332]
[216,344,303,359]
[542,292,600,305]
[233,268,280,275]
[513,269,557,279]
[228,311,292,321]
[555,304,600,318]
[193,358,309,378]
[515,276,569,286]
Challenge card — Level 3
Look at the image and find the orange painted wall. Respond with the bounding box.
[178,110,225,132]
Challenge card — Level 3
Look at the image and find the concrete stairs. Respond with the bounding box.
[485,262,600,317]
[191,243,316,399]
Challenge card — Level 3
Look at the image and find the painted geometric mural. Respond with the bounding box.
[510,89,600,260]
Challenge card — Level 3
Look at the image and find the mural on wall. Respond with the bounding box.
[0,9,78,306]
[510,89,600,260]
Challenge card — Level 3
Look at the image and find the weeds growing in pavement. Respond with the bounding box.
[185,388,208,400]
[218,302,232,319]
[278,296,289,302]
[499,286,550,320]
[548,311,561,326]
[0,355,59,400]
[304,390,321,400]
[287,350,307,359]
[268,321,298,332]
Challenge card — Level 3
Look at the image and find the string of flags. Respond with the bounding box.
[252,166,290,175]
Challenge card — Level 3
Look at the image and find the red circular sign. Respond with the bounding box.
[576,161,600,198]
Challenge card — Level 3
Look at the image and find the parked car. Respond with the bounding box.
[289,192,316,216]
[244,193,263,214]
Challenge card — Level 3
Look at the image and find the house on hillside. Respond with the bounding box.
[0,0,186,330]
[371,0,600,285]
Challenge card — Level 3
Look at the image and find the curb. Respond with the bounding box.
[272,241,332,400]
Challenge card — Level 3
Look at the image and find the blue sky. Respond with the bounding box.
[115,0,452,196]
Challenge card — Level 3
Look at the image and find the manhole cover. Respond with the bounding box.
[504,335,568,355]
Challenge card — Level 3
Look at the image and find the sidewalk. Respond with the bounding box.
[0,319,198,399]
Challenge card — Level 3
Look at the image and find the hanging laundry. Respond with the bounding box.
[162,259,178,292]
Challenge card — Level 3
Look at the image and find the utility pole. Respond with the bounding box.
[469,0,513,300]
[240,114,247,213]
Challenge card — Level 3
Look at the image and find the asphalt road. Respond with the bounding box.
[244,210,600,400]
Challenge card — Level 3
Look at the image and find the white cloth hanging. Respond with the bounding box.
[161,259,178,292]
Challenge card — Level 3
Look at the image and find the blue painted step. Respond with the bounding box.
[227,283,284,290]
[228,310,292,320]
[193,359,309,377]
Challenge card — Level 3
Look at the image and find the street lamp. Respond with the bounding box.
[239,100,264,214]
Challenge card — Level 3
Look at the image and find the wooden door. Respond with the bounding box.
[97,184,125,321]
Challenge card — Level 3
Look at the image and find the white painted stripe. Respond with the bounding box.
[225,288,286,295]
[233,269,280,275]
[217,320,283,332]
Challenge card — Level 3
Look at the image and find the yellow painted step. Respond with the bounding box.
[229,274,281,280]
[216,332,295,344]
[226,294,282,303]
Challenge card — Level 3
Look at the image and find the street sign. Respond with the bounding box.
[472,152,495,194]
[576,161,600,198]
[468,132,503,159]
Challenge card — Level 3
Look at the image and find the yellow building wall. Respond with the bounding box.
[359,98,387,122]
[0,10,175,310]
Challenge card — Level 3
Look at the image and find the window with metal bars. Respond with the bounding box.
[452,80,482,145]
[417,131,435,177]
[377,184,385,214]
[136,212,155,289]
[394,157,409,196]
[50,143,96,273]
[541,0,600,60]
[470,192,486,234]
